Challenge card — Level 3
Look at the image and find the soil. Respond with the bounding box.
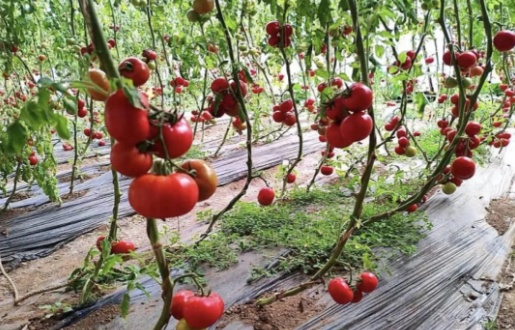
[496,251,515,330]
[485,197,515,329]
[63,304,121,330]
[485,198,515,235]
[218,290,325,330]
[61,189,89,202]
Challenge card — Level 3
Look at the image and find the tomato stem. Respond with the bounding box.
[146,219,174,330]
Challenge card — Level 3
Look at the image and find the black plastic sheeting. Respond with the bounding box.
[0,132,321,268]
[54,143,515,330]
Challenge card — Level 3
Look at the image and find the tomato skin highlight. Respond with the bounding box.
[149,118,193,159]
[183,292,225,328]
[170,290,195,320]
[129,173,199,219]
[110,142,153,177]
[105,90,150,146]
[180,159,218,201]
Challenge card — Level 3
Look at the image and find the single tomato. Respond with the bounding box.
[180,159,218,201]
[129,173,199,219]
[110,142,153,177]
[105,90,150,145]
[183,292,224,329]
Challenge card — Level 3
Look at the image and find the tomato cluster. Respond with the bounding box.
[265,21,293,48]
[317,83,374,150]
[389,50,416,74]
[327,272,378,305]
[271,99,297,126]
[206,77,247,118]
[170,76,190,94]
[170,290,224,329]
[97,58,219,220]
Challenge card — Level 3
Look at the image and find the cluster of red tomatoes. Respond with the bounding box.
[84,57,219,221]
[271,99,297,126]
[317,83,374,150]
[328,271,378,305]
[265,21,293,48]
[170,289,224,329]
[391,124,419,157]
[170,76,190,94]
[206,77,247,118]
[389,50,417,74]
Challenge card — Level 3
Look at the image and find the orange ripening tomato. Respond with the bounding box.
[180,159,218,201]
[86,69,110,101]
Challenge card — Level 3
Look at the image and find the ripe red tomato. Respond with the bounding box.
[328,278,353,304]
[28,154,38,166]
[340,111,373,143]
[266,21,281,35]
[118,57,150,87]
[326,123,353,149]
[457,51,477,69]
[77,107,88,118]
[342,83,373,112]
[180,159,218,201]
[442,50,453,66]
[286,173,296,183]
[493,30,515,52]
[279,99,293,112]
[451,156,476,180]
[357,272,378,293]
[272,111,285,123]
[425,57,434,64]
[105,90,150,146]
[148,118,193,159]
[211,78,229,94]
[352,290,363,303]
[111,240,135,254]
[258,187,275,206]
[183,293,225,328]
[406,204,418,213]
[170,290,195,320]
[110,142,153,177]
[96,236,106,251]
[129,173,199,219]
[142,49,158,61]
[465,121,481,136]
[230,80,247,97]
[320,165,334,176]
[283,113,297,126]
[398,137,410,147]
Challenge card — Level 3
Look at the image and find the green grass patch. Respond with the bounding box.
[176,182,431,280]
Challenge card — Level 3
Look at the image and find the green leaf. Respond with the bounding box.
[375,45,384,58]
[6,122,28,154]
[120,293,130,318]
[316,69,329,79]
[53,114,71,140]
[317,0,332,26]
[19,101,46,129]
[122,85,143,109]
[339,0,350,11]
[362,252,375,270]
[63,98,76,115]
[415,92,429,114]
